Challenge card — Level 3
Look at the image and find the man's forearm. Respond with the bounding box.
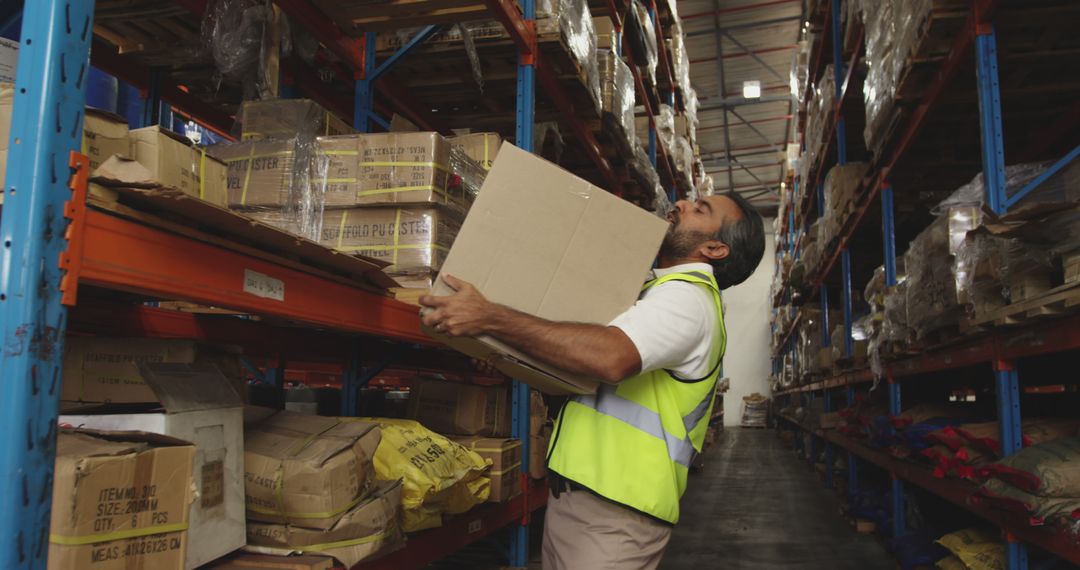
[484,304,639,383]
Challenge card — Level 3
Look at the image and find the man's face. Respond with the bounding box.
[660,195,743,261]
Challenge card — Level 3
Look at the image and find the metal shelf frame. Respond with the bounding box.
[0,0,699,566]
[770,1,1080,567]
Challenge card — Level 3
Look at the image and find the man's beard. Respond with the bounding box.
[660,214,713,260]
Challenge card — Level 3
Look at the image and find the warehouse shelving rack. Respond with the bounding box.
[0,0,691,568]
[768,1,1080,568]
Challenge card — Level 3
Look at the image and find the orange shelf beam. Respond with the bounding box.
[79,211,431,344]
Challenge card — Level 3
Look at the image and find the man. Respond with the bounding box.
[419,192,766,569]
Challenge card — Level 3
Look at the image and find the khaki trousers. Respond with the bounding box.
[542,489,672,570]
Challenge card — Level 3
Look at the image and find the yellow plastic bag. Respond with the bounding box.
[936,528,1005,570]
[935,555,969,570]
[361,418,490,532]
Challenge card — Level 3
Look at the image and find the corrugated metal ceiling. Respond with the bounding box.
[678,0,802,208]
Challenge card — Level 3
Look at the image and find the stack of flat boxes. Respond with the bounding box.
[210,98,496,291]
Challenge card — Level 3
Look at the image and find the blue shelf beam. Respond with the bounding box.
[371,26,441,81]
[882,184,897,286]
[0,1,97,567]
[355,32,378,133]
[1004,144,1080,210]
[820,286,831,347]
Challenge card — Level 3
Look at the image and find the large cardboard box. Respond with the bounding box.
[209,139,297,208]
[61,363,246,569]
[318,206,462,274]
[243,411,382,530]
[50,429,195,570]
[241,98,353,141]
[355,132,462,208]
[61,336,242,404]
[450,133,502,170]
[246,480,403,568]
[407,378,511,437]
[111,126,228,207]
[425,144,669,394]
[83,108,131,171]
[208,554,334,569]
[449,436,522,502]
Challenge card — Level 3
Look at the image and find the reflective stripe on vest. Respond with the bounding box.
[576,384,715,468]
[546,269,726,524]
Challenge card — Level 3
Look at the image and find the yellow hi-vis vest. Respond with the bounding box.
[547,269,726,524]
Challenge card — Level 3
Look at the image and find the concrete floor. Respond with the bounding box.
[660,428,895,570]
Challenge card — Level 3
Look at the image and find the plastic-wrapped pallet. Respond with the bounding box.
[683,87,700,147]
[740,393,770,428]
[208,98,354,241]
[790,37,813,108]
[820,162,870,246]
[805,65,836,176]
[669,21,692,99]
[558,0,602,115]
[657,104,676,154]
[625,0,658,84]
[673,135,694,190]
[597,49,636,156]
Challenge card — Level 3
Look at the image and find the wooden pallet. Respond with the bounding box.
[969,282,1080,328]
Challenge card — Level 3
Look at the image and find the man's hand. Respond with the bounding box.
[419,275,501,337]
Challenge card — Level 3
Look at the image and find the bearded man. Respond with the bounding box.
[420,192,766,570]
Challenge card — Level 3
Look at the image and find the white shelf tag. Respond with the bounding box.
[243,269,285,301]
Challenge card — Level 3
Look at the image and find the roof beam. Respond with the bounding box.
[699,94,792,110]
[686,15,802,37]
[683,0,800,20]
[722,30,787,84]
[729,108,785,154]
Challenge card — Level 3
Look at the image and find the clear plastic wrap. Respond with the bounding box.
[240,98,353,141]
[791,37,812,107]
[669,21,692,99]
[904,206,982,340]
[597,49,636,156]
[448,144,487,203]
[696,174,714,197]
[683,87,700,146]
[657,104,676,154]
[626,0,658,85]
[819,162,869,246]
[202,0,272,98]
[805,64,836,175]
[459,23,485,91]
[559,0,602,115]
[534,121,565,164]
[673,135,694,189]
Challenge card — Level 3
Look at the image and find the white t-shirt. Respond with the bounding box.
[608,262,723,379]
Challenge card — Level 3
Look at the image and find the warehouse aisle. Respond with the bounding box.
[661,429,893,570]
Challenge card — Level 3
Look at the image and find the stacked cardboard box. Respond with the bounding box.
[61,363,246,569]
[406,377,512,437]
[50,429,196,570]
[91,125,229,208]
[451,132,502,170]
[242,411,403,565]
[449,436,523,502]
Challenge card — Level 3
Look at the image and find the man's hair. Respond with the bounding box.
[710,192,766,289]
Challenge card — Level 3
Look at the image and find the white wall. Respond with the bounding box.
[721,219,776,426]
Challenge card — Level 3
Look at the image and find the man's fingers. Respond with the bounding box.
[419,294,448,308]
[441,273,466,291]
[421,309,446,328]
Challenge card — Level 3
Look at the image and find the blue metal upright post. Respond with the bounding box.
[140,68,162,128]
[882,184,897,285]
[823,390,834,489]
[817,182,825,214]
[841,249,853,357]
[665,89,676,203]
[820,287,831,347]
[975,27,1007,216]
[888,377,905,538]
[509,0,536,564]
[0,2,96,566]
[845,385,858,500]
[355,32,377,132]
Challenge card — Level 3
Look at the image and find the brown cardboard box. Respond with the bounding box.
[426,144,669,395]
[319,206,462,274]
[356,132,461,208]
[450,133,502,170]
[820,412,845,430]
[449,436,523,502]
[49,429,195,570]
[61,363,246,569]
[61,336,243,404]
[209,139,297,208]
[83,108,131,171]
[241,98,353,141]
[530,425,551,480]
[244,411,382,530]
[246,480,404,568]
[594,16,616,50]
[208,554,334,570]
[118,126,228,207]
[407,378,511,437]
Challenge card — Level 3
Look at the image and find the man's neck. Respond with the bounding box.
[656,256,705,269]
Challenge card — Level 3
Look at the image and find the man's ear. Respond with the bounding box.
[699,239,729,262]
